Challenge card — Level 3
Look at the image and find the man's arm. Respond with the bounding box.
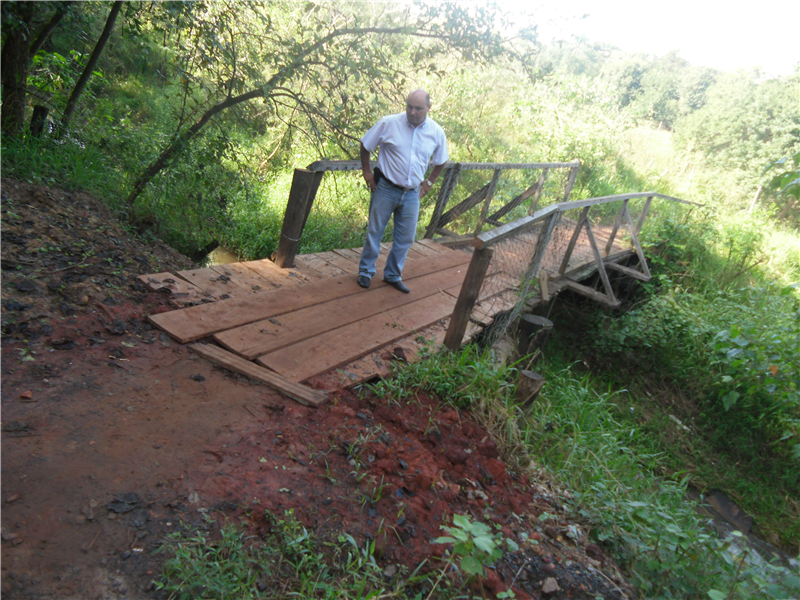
[419,162,446,199]
[361,142,376,191]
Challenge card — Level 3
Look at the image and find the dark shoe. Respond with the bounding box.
[357,275,371,289]
[383,278,410,293]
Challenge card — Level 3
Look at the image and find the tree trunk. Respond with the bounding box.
[1,3,34,138]
[59,1,122,135]
[29,2,73,58]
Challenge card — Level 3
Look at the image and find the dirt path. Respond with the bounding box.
[1,180,632,599]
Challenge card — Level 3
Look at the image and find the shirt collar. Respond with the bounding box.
[404,114,427,129]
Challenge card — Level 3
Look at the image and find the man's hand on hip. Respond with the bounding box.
[363,170,377,191]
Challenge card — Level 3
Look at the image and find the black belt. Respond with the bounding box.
[374,167,416,191]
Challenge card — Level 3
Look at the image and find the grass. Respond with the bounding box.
[156,509,481,600]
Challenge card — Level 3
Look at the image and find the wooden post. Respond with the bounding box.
[558,206,590,275]
[524,210,560,282]
[748,186,763,214]
[517,370,545,407]
[528,167,549,215]
[604,198,630,256]
[473,169,502,236]
[274,169,323,268]
[634,196,653,236]
[444,246,494,350]
[561,161,580,202]
[425,163,461,238]
[584,217,617,304]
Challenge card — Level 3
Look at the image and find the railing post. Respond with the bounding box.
[523,209,560,283]
[527,167,549,215]
[558,206,590,275]
[444,246,494,350]
[604,198,630,256]
[425,163,461,239]
[562,161,580,202]
[274,169,324,268]
[473,169,502,236]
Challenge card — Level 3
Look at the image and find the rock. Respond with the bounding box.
[542,577,560,594]
[19,390,32,400]
[444,448,469,465]
[585,543,603,561]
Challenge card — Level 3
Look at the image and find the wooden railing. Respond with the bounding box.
[443,192,699,349]
[274,159,580,267]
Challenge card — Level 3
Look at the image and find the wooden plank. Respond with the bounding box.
[565,279,621,308]
[307,159,580,172]
[410,241,439,257]
[190,343,327,407]
[210,263,278,293]
[438,181,491,228]
[474,204,559,250]
[623,205,652,279]
[239,259,306,288]
[415,238,448,254]
[292,254,346,279]
[174,267,246,299]
[257,288,461,382]
[474,169,502,236]
[214,264,469,359]
[137,272,215,304]
[604,199,630,256]
[558,206,590,275]
[605,262,651,282]
[490,172,543,222]
[583,219,617,304]
[333,247,361,262]
[148,249,471,343]
[445,247,493,350]
[312,251,360,274]
[275,169,324,268]
[425,164,461,238]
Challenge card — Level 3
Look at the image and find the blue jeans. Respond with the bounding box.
[358,178,420,282]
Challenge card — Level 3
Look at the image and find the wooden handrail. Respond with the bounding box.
[305,159,581,172]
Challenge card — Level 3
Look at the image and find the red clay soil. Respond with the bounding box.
[1,179,632,599]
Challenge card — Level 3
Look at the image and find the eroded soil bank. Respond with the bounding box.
[1,179,631,599]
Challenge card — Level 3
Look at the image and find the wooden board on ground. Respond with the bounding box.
[333,247,361,262]
[306,319,482,389]
[240,259,309,288]
[175,267,250,299]
[312,251,360,274]
[210,263,279,292]
[137,272,215,304]
[410,241,439,257]
[214,264,468,359]
[148,249,471,344]
[190,342,327,407]
[565,279,621,308]
[257,287,461,382]
[415,238,448,254]
[292,254,345,279]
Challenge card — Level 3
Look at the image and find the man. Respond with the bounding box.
[357,89,449,293]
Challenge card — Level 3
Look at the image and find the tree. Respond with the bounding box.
[123,1,521,220]
[58,1,122,135]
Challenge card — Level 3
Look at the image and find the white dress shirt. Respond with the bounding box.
[361,112,449,189]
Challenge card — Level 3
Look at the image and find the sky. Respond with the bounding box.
[521,0,799,77]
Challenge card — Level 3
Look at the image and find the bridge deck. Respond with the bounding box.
[141,223,631,395]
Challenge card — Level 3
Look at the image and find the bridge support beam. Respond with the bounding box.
[444,247,493,351]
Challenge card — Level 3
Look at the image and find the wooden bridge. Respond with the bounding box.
[140,159,694,405]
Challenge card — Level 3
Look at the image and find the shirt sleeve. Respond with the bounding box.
[431,129,449,166]
[360,117,387,153]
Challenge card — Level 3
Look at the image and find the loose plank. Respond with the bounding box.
[175,267,249,299]
[210,263,278,292]
[137,272,215,304]
[256,287,461,382]
[190,343,327,407]
[214,264,469,359]
[148,249,470,343]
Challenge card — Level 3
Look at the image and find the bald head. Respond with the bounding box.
[406,89,431,126]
